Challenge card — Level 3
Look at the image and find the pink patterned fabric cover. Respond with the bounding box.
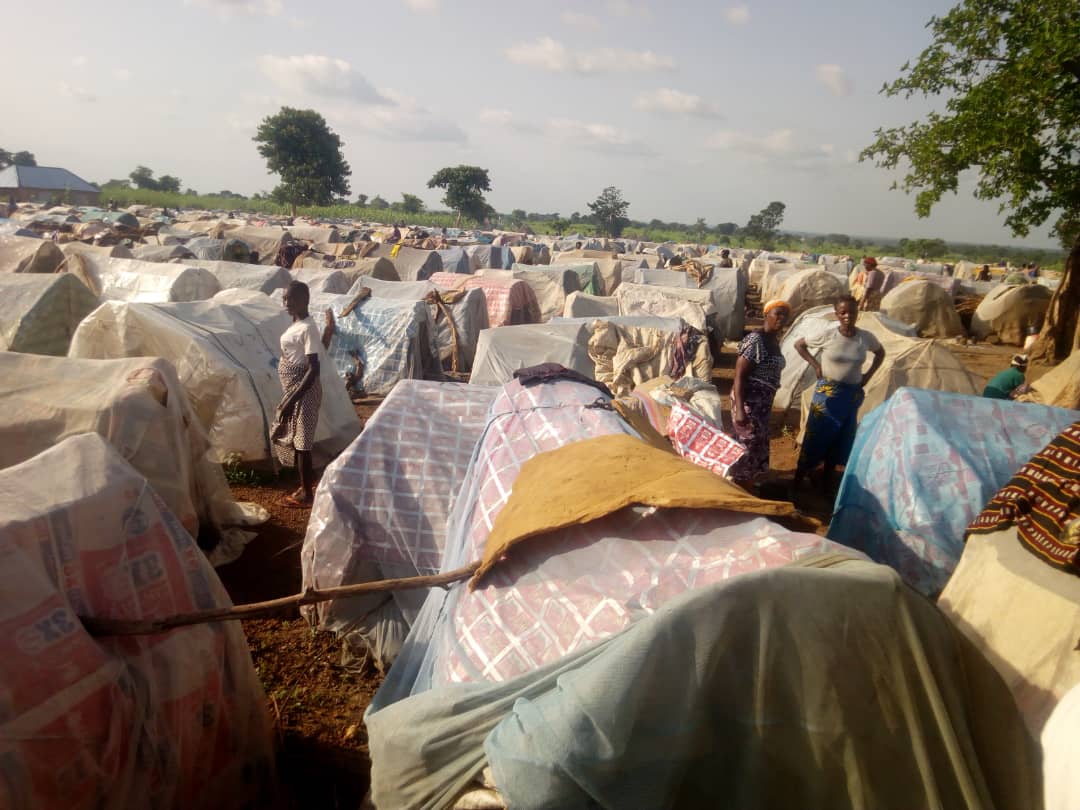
[429,272,542,327]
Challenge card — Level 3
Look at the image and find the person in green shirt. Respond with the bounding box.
[983,354,1028,399]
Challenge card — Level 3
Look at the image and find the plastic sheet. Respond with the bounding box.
[430,273,542,328]
[73,256,222,302]
[0,434,275,809]
[468,323,592,386]
[830,387,1080,595]
[183,260,292,295]
[0,273,99,355]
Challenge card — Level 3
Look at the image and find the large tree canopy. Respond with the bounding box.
[427,165,492,224]
[862,0,1080,361]
[743,201,786,245]
[254,107,351,210]
[588,186,630,237]
[0,150,36,169]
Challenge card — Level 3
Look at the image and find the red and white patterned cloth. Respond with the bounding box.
[668,400,747,476]
[430,272,542,327]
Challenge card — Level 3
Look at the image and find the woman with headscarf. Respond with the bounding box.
[860,257,885,311]
[793,295,886,494]
[729,300,791,490]
[982,354,1029,399]
[271,280,324,507]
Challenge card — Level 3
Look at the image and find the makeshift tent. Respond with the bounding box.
[0,234,65,273]
[68,291,360,466]
[940,526,1080,736]
[614,281,712,332]
[469,322,593,386]
[881,268,960,298]
[515,262,599,295]
[465,244,514,270]
[315,292,440,396]
[0,352,267,561]
[131,243,195,262]
[880,279,965,337]
[302,380,498,666]
[289,268,351,294]
[369,244,443,281]
[436,247,472,274]
[367,557,1039,810]
[971,283,1053,344]
[563,290,619,318]
[775,306,980,424]
[183,236,253,263]
[509,245,533,265]
[482,267,582,322]
[430,272,542,327]
[775,267,847,316]
[65,256,221,302]
[220,226,294,266]
[0,273,99,355]
[589,319,712,397]
[829,387,1079,596]
[287,224,340,243]
[630,265,746,340]
[58,241,133,261]
[351,276,488,372]
[1020,348,1080,410]
[0,433,275,809]
[184,259,292,295]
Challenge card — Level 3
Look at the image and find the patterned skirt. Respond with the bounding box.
[729,379,777,482]
[270,356,323,467]
[797,379,864,472]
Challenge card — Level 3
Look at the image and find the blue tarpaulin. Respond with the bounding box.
[828,387,1080,595]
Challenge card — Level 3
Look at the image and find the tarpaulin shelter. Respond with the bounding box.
[482,267,582,322]
[775,267,848,317]
[183,259,292,295]
[588,318,712,397]
[219,226,295,266]
[435,247,472,274]
[370,244,443,281]
[351,277,488,372]
[563,290,619,318]
[68,291,359,466]
[66,256,221,303]
[314,292,440,396]
[469,323,593,386]
[515,261,599,295]
[0,234,65,273]
[465,244,514,270]
[614,281,713,332]
[971,283,1053,345]
[1019,348,1080,410]
[829,387,1079,595]
[0,433,275,809]
[290,268,351,294]
[183,236,253,263]
[0,273,99,355]
[880,279,966,338]
[131,243,195,262]
[57,241,133,262]
[629,264,746,340]
[430,272,542,327]
[0,352,267,561]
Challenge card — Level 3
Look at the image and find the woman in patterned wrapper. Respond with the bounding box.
[729,300,791,492]
[272,280,324,507]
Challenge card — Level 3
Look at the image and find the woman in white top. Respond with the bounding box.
[271,281,325,507]
[792,295,886,493]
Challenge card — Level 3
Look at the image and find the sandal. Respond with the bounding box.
[280,495,313,509]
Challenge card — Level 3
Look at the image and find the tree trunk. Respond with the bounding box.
[1028,235,1080,364]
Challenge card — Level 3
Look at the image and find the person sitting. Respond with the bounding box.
[860,257,885,311]
[792,295,886,494]
[983,354,1029,399]
[718,248,734,268]
[977,264,993,282]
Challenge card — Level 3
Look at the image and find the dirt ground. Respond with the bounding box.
[217,324,1019,809]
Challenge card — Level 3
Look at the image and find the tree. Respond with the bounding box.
[0,149,36,169]
[355,193,369,207]
[427,165,492,225]
[400,193,424,214]
[369,195,389,210]
[511,208,527,223]
[183,188,198,197]
[254,107,351,213]
[743,201,786,245]
[692,217,708,242]
[715,222,738,236]
[861,0,1080,361]
[129,165,158,190]
[587,186,631,237]
[157,174,181,194]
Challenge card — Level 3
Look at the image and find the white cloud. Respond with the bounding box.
[506,37,674,75]
[257,54,386,103]
[404,0,440,9]
[72,55,88,68]
[57,82,97,103]
[548,118,655,156]
[816,64,853,96]
[560,10,601,28]
[707,128,833,165]
[723,5,750,24]
[633,88,723,119]
[113,68,132,81]
[606,0,651,19]
[287,16,310,28]
[345,90,466,143]
[186,0,283,17]
[478,108,542,134]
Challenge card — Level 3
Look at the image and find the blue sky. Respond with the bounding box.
[1,0,1058,247]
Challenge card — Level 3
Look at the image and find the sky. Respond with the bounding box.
[0,0,1059,248]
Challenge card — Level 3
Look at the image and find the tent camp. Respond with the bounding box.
[65,255,221,302]
[629,264,747,340]
[351,276,488,373]
[469,322,593,386]
[588,317,712,397]
[430,272,542,327]
[464,244,514,270]
[0,433,275,809]
[1019,349,1080,410]
[775,306,982,429]
[68,291,360,466]
[59,241,133,262]
[0,273,99,355]
[131,243,195,262]
[315,292,440,396]
[220,226,294,266]
[0,234,65,273]
[183,236,254,263]
[563,290,619,318]
[435,247,472,275]
[370,244,443,281]
[290,268,351,294]
[614,281,712,332]
[971,283,1052,345]
[184,259,292,295]
[0,352,268,559]
[828,387,1079,596]
[775,267,848,317]
[481,267,582,322]
[516,262,600,295]
[880,279,965,338]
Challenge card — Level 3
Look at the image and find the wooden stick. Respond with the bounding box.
[79,562,479,637]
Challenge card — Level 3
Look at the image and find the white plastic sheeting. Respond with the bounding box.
[0,234,65,273]
[469,322,593,386]
[184,260,292,295]
[563,290,619,318]
[68,291,360,466]
[0,273,99,355]
[72,257,222,302]
[0,433,275,809]
[629,265,746,339]
[290,268,351,294]
[614,281,712,332]
[302,381,498,667]
[370,244,443,281]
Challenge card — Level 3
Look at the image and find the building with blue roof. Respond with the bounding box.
[0,165,100,206]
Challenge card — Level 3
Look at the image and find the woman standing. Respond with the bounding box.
[729,300,791,490]
[272,281,324,507]
[793,295,885,494]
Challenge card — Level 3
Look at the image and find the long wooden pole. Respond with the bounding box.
[79,562,479,637]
